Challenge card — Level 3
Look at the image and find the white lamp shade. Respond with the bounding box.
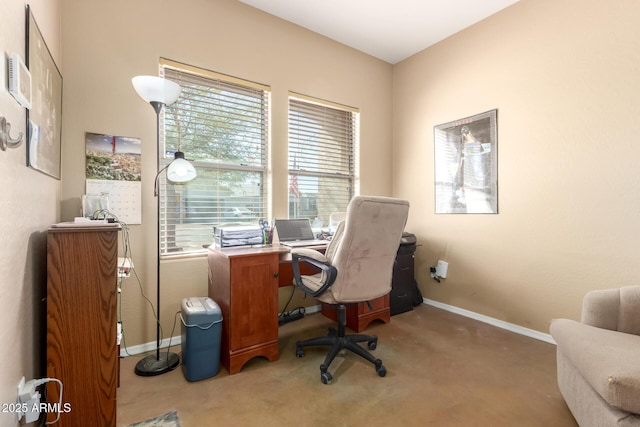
[131,75,181,105]
[167,156,197,183]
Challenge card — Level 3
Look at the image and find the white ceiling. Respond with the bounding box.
[238,0,520,64]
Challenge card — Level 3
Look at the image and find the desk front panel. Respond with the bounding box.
[229,254,279,350]
[208,247,281,374]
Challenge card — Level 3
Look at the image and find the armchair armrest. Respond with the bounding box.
[581,288,620,330]
[582,285,640,334]
[291,248,337,297]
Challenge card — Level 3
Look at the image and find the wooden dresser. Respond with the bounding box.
[46,225,119,426]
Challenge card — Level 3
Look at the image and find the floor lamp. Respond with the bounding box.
[131,75,197,376]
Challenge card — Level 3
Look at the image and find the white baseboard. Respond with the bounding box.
[422,298,556,345]
[120,336,183,358]
[121,301,554,358]
[121,305,325,358]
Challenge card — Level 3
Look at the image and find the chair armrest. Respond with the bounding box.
[291,249,337,297]
[291,247,328,263]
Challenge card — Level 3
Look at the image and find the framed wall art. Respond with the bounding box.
[434,109,497,214]
[26,5,63,179]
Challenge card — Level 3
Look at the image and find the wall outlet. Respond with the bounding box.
[17,376,25,398]
[23,393,41,423]
[436,260,448,278]
[17,376,41,422]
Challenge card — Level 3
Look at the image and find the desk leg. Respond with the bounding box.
[227,341,279,375]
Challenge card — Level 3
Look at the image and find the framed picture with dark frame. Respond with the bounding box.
[434,109,498,214]
[26,5,63,179]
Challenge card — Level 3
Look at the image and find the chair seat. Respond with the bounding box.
[300,273,345,305]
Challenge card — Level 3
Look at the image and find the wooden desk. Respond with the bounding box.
[208,244,389,374]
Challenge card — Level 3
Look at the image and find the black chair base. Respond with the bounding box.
[295,304,387,384]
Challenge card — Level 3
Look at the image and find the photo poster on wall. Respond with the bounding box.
[85,132,142,224]
[434,109,498,214]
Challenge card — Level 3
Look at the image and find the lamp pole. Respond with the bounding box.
[134,101,181,376]
[153,101,164,365]
[131,76,183,376]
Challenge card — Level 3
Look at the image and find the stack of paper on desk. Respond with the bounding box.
[214,225,263,247]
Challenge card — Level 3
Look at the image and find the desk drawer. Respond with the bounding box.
[357,294,388,314]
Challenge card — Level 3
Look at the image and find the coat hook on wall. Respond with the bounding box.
[0,116,24,151]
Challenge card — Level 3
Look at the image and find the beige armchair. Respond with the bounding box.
[291,196,409,384]
[550,286,640,426]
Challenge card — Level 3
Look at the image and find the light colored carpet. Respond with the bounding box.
[117,304,577,426]
[126,410,181,427]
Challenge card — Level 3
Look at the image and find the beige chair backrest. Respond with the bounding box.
[322,196,409,303]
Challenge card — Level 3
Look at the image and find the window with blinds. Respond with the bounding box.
[288,94,359,225]
[159,59,270,256]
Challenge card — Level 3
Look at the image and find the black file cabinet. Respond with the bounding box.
[390,232,418,316]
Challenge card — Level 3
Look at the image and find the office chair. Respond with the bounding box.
[291,195,410,384]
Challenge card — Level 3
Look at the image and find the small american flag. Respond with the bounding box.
[289,174,300,198]
[290,155,300,198]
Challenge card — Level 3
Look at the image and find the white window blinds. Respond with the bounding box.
[159,59,270,256]
[288,95,359,224]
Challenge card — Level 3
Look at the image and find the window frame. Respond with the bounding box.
[287,92,359,226]
[158,58,271,257]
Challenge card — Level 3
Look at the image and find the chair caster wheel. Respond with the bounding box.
[296,346,305,358]
[374,359,386,377]
[368,340,377,350]
[321,372,332,384]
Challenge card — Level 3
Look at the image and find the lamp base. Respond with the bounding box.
[134,351,180,376]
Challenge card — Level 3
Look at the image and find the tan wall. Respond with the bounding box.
[0,0,61,423]
[60,0,393,347]
[393,0,640,332]
[5,2,635,407]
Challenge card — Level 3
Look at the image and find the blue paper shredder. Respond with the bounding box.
[181,297,223,381]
